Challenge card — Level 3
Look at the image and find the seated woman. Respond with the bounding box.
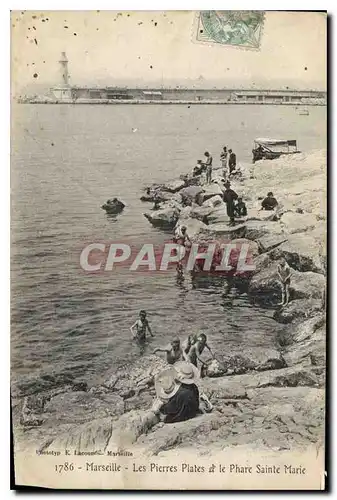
[152,365,199,424]
[261,192,278,211]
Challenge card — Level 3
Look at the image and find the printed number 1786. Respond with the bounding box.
[55,462,74,473]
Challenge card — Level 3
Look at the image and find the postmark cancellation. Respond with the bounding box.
[194,11,265,50]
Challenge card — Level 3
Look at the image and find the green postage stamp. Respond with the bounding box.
[195,11,265,50]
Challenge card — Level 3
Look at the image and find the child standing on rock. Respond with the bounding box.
[277,259,291,306]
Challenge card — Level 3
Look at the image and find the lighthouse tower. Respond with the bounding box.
[51,52,72,100]
[59,51,69,86]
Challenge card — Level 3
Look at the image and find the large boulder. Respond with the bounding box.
[248,259,283,304]
[289,269,326,300]
[269,233,324,273]
[101,198,125,215]
[283,316,326,368]
[280,211,319,235]
[197,184,224,204]
[144,205,180,230]
[273,299,323,324]
[202,195,224,208]
[206,206,230,225]
[180,186,204,206]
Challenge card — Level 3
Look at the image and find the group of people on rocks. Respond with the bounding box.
[193,147,239,185]
[130,310,214,424]
[131,310,214,374]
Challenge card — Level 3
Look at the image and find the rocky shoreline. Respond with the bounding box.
[14,150,326,457]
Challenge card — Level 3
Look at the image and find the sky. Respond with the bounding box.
[11,10,327,94]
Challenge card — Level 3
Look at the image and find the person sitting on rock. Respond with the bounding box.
[277,258,291,306]
[261,192,278,211]
[223,181,238,226]
[151,366,199,424]
[130,310,154,344]
[193,160,204,177]
[234,197,247,217]
[153,337,183,365]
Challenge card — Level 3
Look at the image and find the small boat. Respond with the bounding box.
[252,138,301,163]
[298,108,309,116]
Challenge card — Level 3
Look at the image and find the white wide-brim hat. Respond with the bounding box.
[155,368,181,401]
[174,361,200,385]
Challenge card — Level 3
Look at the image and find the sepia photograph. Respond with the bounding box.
[10,9,327,490]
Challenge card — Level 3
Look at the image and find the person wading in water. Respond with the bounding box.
[130,310,154,350]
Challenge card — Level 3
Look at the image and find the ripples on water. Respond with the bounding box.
[11,104,326,399]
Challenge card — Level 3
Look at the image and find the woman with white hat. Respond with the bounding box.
[151,366,199,424]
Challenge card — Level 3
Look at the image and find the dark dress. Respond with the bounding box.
[229,153,236,173]
[160,384,199,424]
[223,189,238,219]
[261,196,278,210]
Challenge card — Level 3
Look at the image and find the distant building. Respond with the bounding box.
[47,53,326,105]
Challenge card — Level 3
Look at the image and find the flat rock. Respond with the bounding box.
[245,220,285,241]
[43,391,125,424]
[43,416,114,453]
[137,412,225,455]
[273,299,323,324]
[201,223,246,240]
[161,179,186,193]
[144,205,180,230]
[246,209,279,222]
[257,233,288,253]
[280,211,319,234]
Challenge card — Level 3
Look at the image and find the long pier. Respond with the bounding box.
[18,98,326,106]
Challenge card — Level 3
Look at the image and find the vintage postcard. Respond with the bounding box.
[11,10,327,490]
